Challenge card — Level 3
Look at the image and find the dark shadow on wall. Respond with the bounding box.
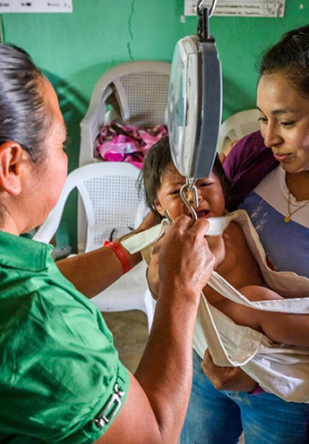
[41,62,124,254]
[41,58,164,254]
[43,70,88,254]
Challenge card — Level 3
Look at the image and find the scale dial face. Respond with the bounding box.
[168,35,222,180]
[167,36,199,178]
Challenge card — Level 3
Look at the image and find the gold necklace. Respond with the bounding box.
[284,174,309,223]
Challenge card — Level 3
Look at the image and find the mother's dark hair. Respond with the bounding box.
[0,44,52,162]
[260,24,309,98]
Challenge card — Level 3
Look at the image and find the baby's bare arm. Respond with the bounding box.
[203,222,264,306]
[206,235,225,268]
[221,285,309,347]
[259,310,309,347]
[218,222,264,288]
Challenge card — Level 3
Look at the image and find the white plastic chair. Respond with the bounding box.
[79,60,171,167]
[33,162,156,332]
[78,60,171,258]
[216,109,260,154]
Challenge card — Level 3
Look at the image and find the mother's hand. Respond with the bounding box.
[201,349,257,392]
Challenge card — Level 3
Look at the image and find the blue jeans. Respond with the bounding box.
[181,351,309,444]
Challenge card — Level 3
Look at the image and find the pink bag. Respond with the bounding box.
[96,121,168,169]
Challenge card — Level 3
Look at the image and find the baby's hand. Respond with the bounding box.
[135,211,160,233]
[146,237,163,300]
[202,349,257,392]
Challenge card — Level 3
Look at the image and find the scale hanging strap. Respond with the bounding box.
[196,0,218,42]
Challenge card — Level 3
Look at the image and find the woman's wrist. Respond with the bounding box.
[103,241,133,274]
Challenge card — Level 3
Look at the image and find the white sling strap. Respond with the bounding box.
[122,211,309,401]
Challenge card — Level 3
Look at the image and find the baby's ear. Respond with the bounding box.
[154,199,165,217]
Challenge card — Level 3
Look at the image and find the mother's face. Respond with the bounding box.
[257,73,309,174]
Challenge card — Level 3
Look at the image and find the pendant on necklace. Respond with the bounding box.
[284,215,291,223]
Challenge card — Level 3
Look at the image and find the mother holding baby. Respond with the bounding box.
[180,24,309,444]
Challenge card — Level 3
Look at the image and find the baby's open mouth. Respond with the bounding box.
[192,209,210,218]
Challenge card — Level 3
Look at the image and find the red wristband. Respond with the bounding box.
[104,241,131,274]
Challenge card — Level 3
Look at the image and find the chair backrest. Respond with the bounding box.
[216,109,260,154]
[79,60,171,166]
[34,162,146,253]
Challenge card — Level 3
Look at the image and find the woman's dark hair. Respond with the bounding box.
[260,24,309,97]
[140,135,230,218]
[0,44,52,162]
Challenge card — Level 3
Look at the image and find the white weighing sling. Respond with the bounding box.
[122,209,309,403]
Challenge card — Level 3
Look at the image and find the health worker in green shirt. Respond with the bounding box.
[0,44,215,444]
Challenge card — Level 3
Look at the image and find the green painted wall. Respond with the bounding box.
[1,0,307,250]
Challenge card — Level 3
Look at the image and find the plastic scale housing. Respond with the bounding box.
[167,34,222,180]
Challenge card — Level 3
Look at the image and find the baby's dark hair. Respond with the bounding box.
[140,135,230,218]
[259,24,309,98]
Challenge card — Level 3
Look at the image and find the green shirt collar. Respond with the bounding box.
[0,230,52,272]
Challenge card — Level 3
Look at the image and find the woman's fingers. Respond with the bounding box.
[158,216,215,301]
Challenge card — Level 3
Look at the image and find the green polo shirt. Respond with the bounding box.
[0,231,129,443]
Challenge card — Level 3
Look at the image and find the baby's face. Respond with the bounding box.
[154,163,226,220]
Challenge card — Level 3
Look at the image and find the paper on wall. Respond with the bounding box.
[184,0,285,17]
[0,0,72,13]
